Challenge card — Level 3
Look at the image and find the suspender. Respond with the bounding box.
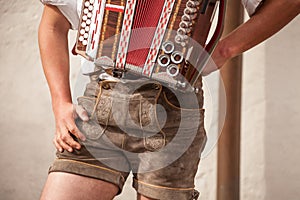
[142,0,176,77]
[115,0,138,70]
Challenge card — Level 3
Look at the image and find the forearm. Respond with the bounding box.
[38,5,72,112]
[217,0,300,60]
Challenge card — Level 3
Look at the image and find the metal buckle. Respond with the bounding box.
[112,69,125,78]
[191,189,200,200]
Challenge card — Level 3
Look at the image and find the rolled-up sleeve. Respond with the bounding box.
[40,0,80,29]
[242,0,265,16]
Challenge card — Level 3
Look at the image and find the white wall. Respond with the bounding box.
[0,1,299,199]
[241,16,300,200]
[0,1,217,199]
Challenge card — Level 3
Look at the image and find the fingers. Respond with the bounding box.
[53,138,63,153]
[201,58,219,76]
[54,128,80,153]
[53,103,89,153]
[74,105,89,122]
[54,122,86,153]
[67,123,86,142]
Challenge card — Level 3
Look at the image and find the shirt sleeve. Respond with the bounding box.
[40,0,80,29]
[242,0,265,16]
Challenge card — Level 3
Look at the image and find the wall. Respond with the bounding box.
[0,1,217,199]
[0,0,299,200]
[241,15,300,200]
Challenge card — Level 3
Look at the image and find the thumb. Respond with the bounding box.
[74,105,89,122]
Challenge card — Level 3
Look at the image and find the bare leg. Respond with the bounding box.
[137,193,157,200]
[40,172,119,200]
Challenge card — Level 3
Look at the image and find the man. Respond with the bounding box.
[38,0,299,199]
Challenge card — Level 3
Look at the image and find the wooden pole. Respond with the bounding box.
[217,1,244,200]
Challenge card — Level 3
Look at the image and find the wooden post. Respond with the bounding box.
[217,1,244,200]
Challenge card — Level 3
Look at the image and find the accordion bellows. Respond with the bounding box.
[75,0,225,91]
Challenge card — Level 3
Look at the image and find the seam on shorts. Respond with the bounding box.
[162,91,204,111]
[56,158,124,179]
[134,178,194,191]
[121,132,126,149]
[77,96,97,100]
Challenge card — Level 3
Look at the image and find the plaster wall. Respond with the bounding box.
[0,1,217,199]
[0,1,299,200]
[241,15,300,200]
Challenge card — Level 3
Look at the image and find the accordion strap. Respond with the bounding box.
[115,0,138,70]
[142,0,176,77]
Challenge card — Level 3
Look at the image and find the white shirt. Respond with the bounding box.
[40,0,265,30]
[242,0,264,16]
[40,0,82,29]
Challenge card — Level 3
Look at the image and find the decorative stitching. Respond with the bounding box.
[134,178,195,191]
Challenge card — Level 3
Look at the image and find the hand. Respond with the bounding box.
[201,41,232,76]
[53,103,89,153]
[201,56,221,76]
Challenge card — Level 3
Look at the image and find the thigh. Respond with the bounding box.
[40,172,119,200]
[137,193,157,200]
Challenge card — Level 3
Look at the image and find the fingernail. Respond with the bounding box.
[68,148,73,152]
[59,148,63,152]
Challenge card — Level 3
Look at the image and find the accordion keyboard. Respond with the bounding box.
[74,0,226,91]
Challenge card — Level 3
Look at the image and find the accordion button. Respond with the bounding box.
[184,7,197,15]
[82,15,88,21]
[81,22,87,28]
[89,5,94,11]
[171,51,184,64]
[177,27,187,35]
[84,33,89,38]
[182,15,191,22]
[162,41,175,54]
[86,19,91,25]
[187,0,200,8]
[179,21,191,28]
[158,55,170,67]
[85,26,90,32]
[79,36,84,42]
[82,40,88,45]
[175,35,181,43]
[85,1,90,7]
[87,13,92,18]
[89,0,95,3]
[80,29,85,35]
[84,8,89,14]
[167,64,179,77]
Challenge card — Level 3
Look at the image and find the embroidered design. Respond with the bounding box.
[144,132,166,151]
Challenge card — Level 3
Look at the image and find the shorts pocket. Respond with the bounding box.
[95,81,163,134]
[158,91,205,130]
[76,96,106,140]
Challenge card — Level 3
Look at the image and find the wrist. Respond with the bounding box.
[210,39,236,69]
[52,99,73,114]
[216,39,236,61]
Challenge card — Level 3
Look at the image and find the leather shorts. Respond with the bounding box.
[49,78,207,200]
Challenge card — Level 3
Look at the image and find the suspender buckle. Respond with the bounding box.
[112,69,125,78]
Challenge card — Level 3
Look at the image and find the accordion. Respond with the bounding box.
[74,0,226,92]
